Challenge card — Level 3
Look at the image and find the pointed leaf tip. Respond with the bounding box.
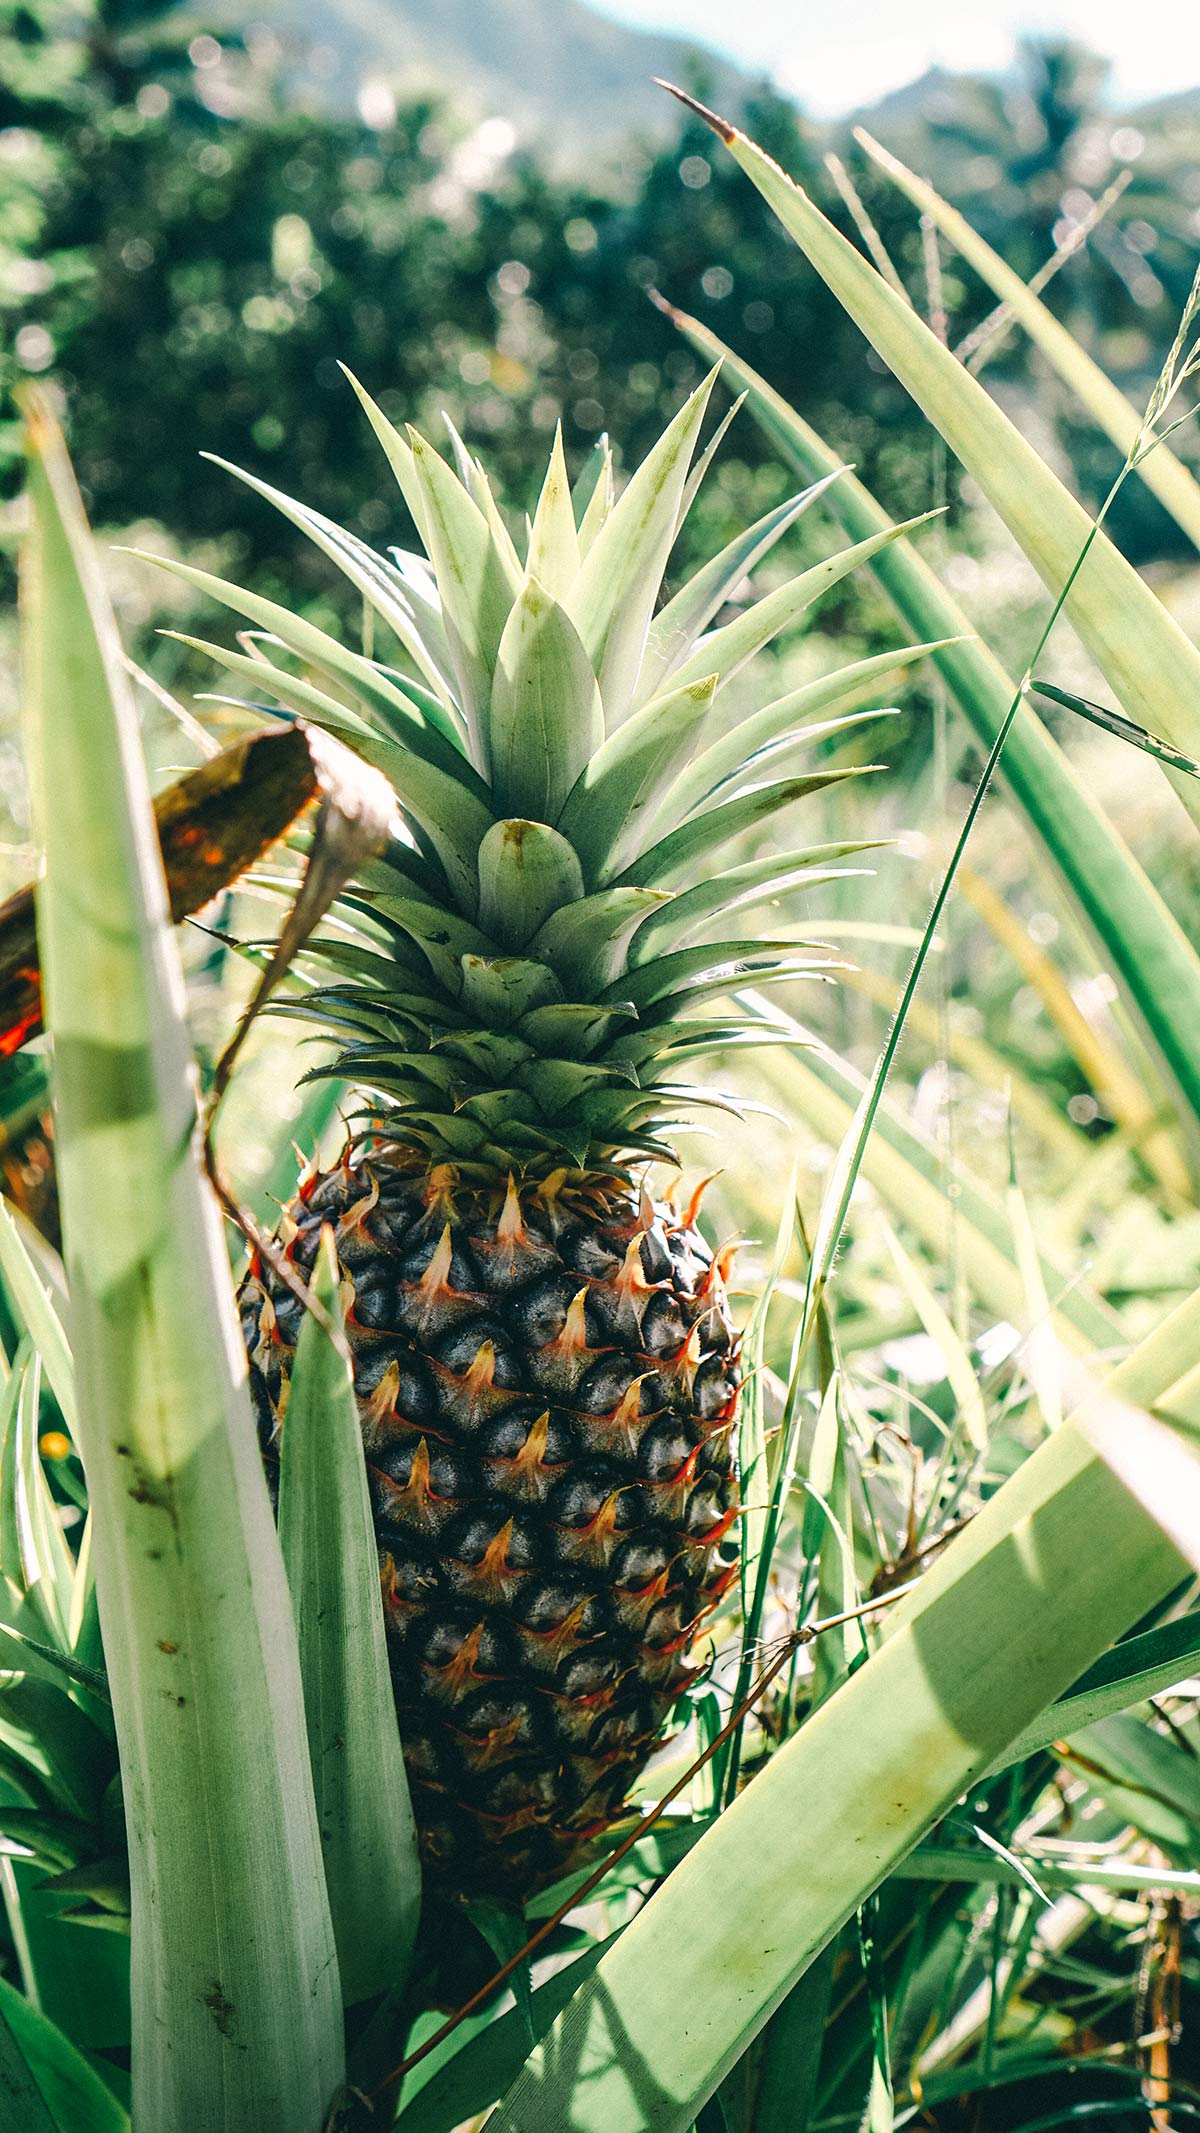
[653,78,737,142]
[15,380,58,454]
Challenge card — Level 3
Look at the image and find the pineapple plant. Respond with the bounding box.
[145,365,913,1903]
[12,91,1200,2133]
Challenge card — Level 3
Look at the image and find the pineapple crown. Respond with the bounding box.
[143,369,931,1182]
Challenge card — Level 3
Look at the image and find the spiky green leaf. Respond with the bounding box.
[489,579,603,821]
[477,820,585,951]
[167,635,491,911]
[617,769,873,889]
[571,432,612,533]
[557,674,718,885]
[137,550,473,782]
[637,473,844,700]
[202,453,458,710]
[527,426,581,598]
[634,842,879,950]
[406,428,522,769]
[568,369,718,722]
[666,640,947,820]
[665,514,939,696]
[531,887,671,993]
[278,1230,421,2005]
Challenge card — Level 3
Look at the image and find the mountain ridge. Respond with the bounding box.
[239,0,751,147]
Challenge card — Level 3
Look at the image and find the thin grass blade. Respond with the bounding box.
[880,1221,987,1453]
[747,1008,1121,1352]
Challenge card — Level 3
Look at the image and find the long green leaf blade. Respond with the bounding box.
[278,1230,421,2005]
[20,391,343,2133]
[636,474,842,701]
[855,128,1200,553]
[636,842,875,950]
[0,2001,58,2133]
[489,1414,1182,2133]
[202,451,458,711]
[994,1603,1200,1772]
[0,1974,127,2133]
[663,303,1200,1135]
[338,366,431,543]
[679,94,1200,806]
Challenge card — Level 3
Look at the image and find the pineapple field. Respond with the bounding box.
[7,32,1200,2133]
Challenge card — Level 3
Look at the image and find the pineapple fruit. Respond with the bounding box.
[163,367,898,1899]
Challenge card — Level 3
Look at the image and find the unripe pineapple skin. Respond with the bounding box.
[241,1147,740,1900]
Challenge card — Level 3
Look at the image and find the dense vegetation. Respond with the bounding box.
[4,0,1200,586]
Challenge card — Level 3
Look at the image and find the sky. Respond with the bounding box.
[590,0,1199,117]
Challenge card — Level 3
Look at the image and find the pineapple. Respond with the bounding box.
[162,368,900,1899]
